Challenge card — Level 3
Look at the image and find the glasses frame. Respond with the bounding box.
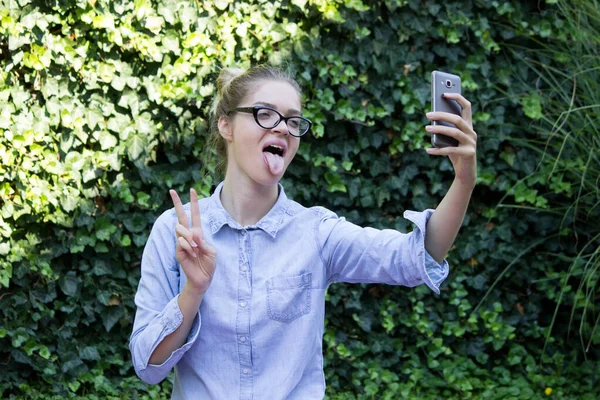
[229,106,312,137]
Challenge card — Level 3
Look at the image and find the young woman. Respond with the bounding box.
[129,65,477,399]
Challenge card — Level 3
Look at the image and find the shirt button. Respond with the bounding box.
[240,336,247,343]
[240,301,247,308]
[243,368,249,375]
[240,265,247,272]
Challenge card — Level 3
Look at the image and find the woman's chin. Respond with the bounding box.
[253,169,286,186]
[258,175,284,186]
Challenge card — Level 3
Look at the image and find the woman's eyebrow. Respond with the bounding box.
[254,101,302,115]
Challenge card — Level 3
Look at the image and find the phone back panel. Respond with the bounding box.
[431,71,462,147]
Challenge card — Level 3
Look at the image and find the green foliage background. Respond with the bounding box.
[0,0,598,398]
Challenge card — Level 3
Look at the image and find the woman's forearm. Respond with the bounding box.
[424,177,475,263]
[148,283,204,365]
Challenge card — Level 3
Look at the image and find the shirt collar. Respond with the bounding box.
[207,181,289,238]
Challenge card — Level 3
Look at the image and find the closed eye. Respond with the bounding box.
[257,110,275,119]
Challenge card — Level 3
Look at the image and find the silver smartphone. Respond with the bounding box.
[431,70,461,148]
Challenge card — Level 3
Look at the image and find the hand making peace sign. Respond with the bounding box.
[169,188,217,295]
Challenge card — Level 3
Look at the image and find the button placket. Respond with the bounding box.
[236,229,253,399]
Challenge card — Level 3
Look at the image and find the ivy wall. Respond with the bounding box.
[0,0,598,398]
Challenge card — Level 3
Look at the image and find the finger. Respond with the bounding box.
[426,145,476,157]
[426,125,475,146]
[199,239,217,258]
[190,188,202,230]
[441,93,472,125]
[169,190,189,227]
[175,224,199,248]
[426,112,475,136]
[177,236,197,258]
[441,93,471,111]
[191,228,205,252]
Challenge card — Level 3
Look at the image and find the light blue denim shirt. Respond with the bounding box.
[130,182,449,399]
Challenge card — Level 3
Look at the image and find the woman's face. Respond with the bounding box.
[220,80,302,187]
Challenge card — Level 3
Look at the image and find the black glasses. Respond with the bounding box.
[229,106,312,137]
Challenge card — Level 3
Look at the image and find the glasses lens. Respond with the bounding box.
[287,117,310,136]
[255,108,279,128]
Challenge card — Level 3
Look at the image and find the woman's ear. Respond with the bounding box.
[218,116,233,142]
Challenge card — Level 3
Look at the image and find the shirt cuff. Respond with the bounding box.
[403,209,450,294]
[146,294,201,368]
[424,249,449,292]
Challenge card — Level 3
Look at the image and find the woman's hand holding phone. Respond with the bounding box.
[421,79,478,263]
[426,92,478,187]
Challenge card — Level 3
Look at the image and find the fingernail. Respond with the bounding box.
[425,125,432,131]
[191,240,199,248]
[426,112,433,117]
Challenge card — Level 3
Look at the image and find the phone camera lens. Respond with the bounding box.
[445,80,453,88]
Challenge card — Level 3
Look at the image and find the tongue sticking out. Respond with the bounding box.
[263,151,285,175]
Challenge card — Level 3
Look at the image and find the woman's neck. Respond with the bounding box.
[220,175,279,227]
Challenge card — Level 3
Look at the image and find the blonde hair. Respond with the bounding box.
[206,65,302,177]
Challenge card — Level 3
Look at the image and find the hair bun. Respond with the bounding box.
[217,67,246,93]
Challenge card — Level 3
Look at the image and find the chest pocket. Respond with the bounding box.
[266,273,312,323]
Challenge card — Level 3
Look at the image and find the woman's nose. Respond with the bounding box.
[271,119,289,135]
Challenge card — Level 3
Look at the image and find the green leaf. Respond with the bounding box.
[0,242,10,255]
[102,306,124,332]
[95,218,117,241]
[128,134,147,160]
[59,272,80,296]
[144,16,164,34]
[119,234,131,246]
[39,345,51,360]
[136,191,151,207]
[123,214,148,233]
[68,381,81,393]
[213,0,232,11]
[60,186,80,212]
[79,346,100,360]
[64,151,85,171]
[94,130,118,150]
[324,172,347,193]
[521,92,543,119]
[97,290,112,305]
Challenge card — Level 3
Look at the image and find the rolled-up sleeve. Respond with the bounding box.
[129,210,201,384]
[317,208,449,294]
